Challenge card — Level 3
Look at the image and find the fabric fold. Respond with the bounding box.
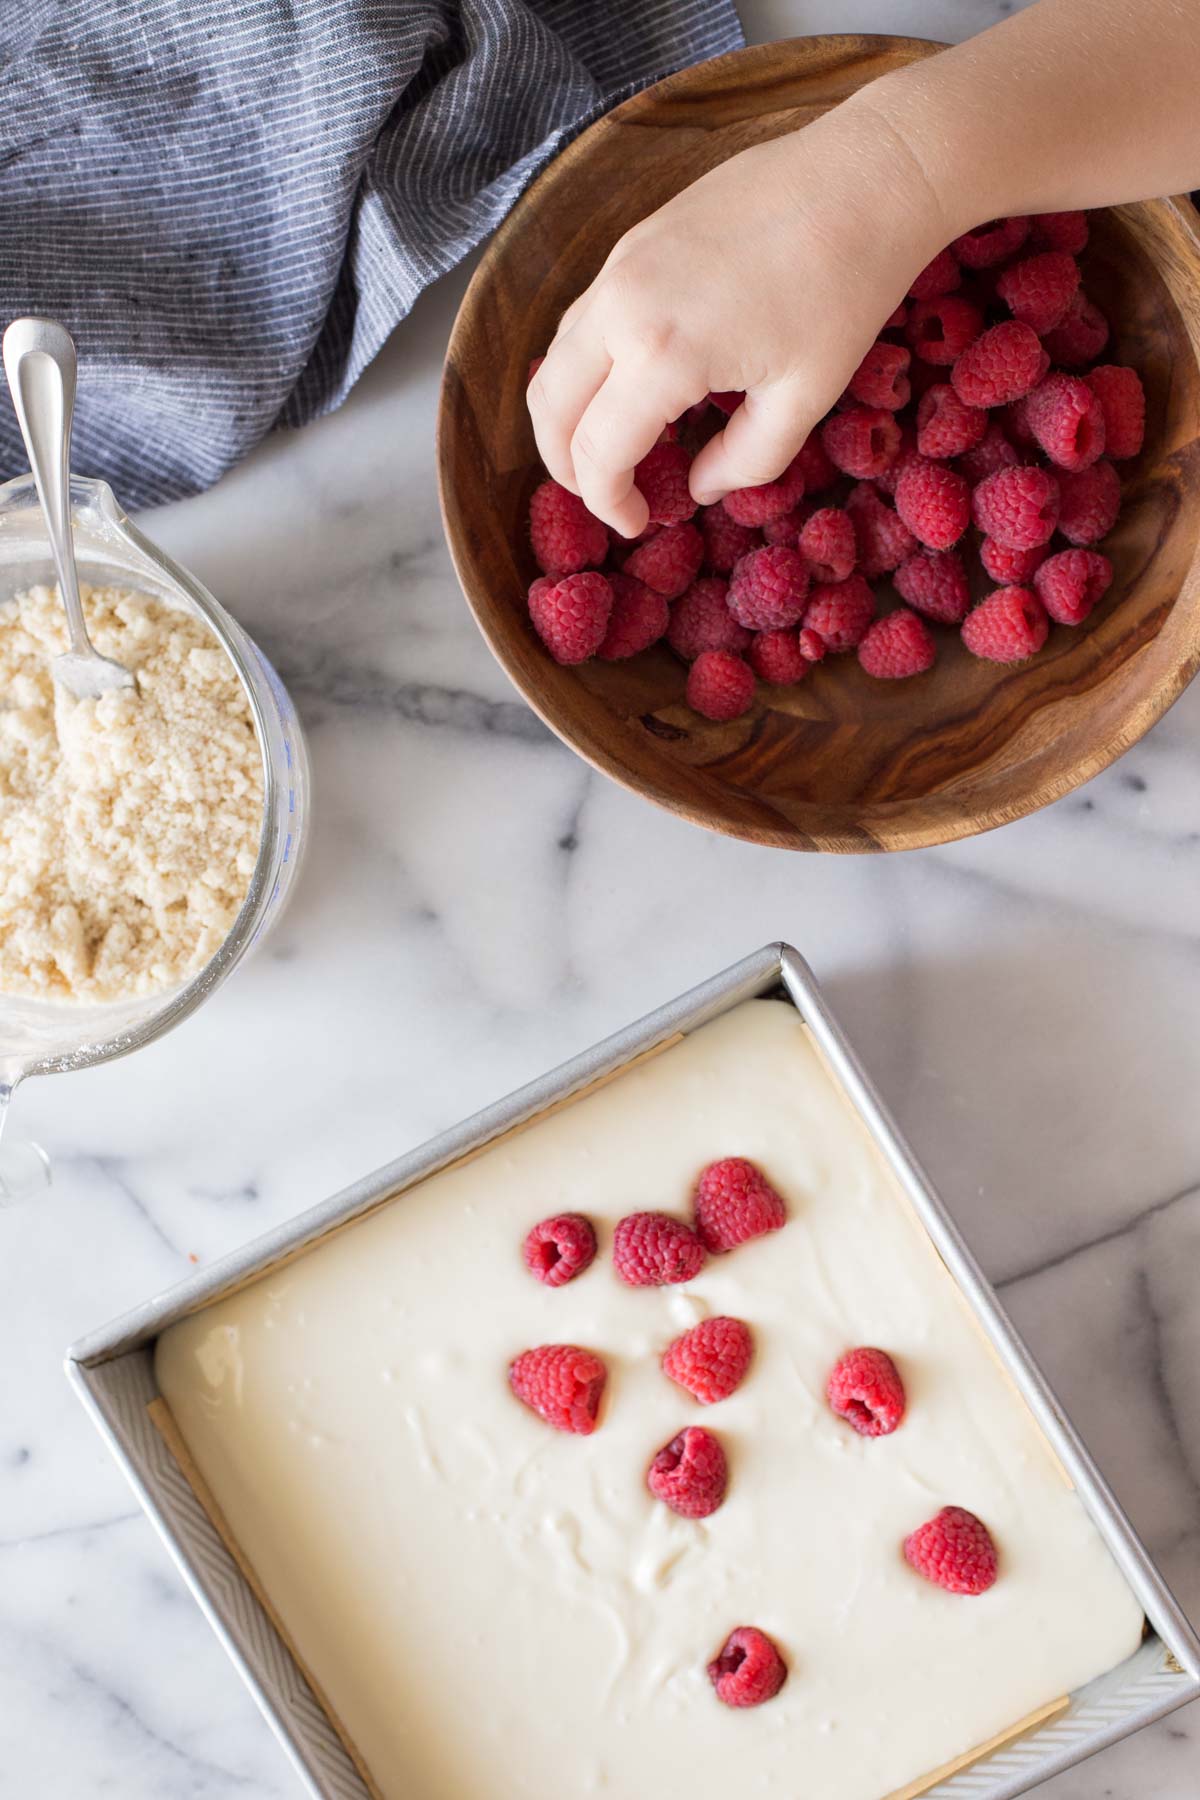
[0,0,743,506]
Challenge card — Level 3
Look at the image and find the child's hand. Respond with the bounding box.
[527,98,951,538]
[528,0,1200,542]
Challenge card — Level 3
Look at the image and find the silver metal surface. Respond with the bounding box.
[67,944,1200,1800]
[2,317,135,696]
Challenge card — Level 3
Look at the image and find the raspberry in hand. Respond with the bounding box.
[527,102,953,535]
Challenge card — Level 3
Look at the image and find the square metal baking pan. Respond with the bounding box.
[67,943,1200,1800]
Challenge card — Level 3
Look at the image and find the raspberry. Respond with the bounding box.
[821,406,902,479]
[895,458,970,550]
[995,250,1080,334]
[748,628,810,685]
[799,626,826,662]
[1083,366,1145,460]
[527,355,545,384]
[667,577,751,660]
[957,420,1020,485]
[909,246,961,299]
[961,586,1050,663]
[613,1211,707,1286]
[700,503,760,574]
[647,1426,728,1519]
[1034,548,1114,625]
[529,479,608,577]
[916,384,988,460]
[845,484,916,577]
[794,429,840,494]
[952,321,1048,408]
[509,1344,606,1434]
[1029,210,1089,255]
[597,573,669,660]
[971,465,1060,549]
[894,549,970,624]
[804,574,875,653]
[662,1316,754,1405]
[1024,374,1106,471]
[762,502,814,548]
[798,507,856,582]
[857,608,936,679]
[528,571,612,665]
[686,650,756,722]
[1057,459,1120,545]
[624,521,704,598]
[904,1505,999,1596]
[708,389,744,414]
[721,453,807,527]
[871,427,921,497]
[694,1157,787,1253]
[881,300,908,330]
[826,1346,907,1436]
[1041,290,1109,367]
[979,537,1048,586]
[847,340,912,410]
[952,216,1030,268]
[906,295,984,367]
[635,441,696,527]
[708,1628,788,1708]
[728,544,811,630]
[522,1213,598,1287]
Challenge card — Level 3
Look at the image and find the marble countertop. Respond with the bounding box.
[3,2,1198,1795]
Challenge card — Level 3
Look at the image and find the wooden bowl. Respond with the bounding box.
[438,35,1200,852]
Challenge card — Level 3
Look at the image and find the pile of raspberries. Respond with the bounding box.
[508,1158,998,1709]
[523,210,1144,719]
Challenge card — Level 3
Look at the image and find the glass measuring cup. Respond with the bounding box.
[0,473,310,1197]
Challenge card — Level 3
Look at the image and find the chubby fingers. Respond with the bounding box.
[688,381,818,505]
[530,314,706,534]
[527,326,612,496]
[568,362,703,537]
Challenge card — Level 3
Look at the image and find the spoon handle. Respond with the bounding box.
[2,317,90,657]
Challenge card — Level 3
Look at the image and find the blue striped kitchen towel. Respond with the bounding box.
[0,0,743,508]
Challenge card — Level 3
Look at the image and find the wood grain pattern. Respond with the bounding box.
[437,35,1200,852]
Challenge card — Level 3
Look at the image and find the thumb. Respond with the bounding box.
[690,380,829,506]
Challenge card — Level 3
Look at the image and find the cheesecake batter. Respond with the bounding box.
[156,1000,1143,1800]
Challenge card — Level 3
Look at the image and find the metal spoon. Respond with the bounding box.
[2,317,135,698]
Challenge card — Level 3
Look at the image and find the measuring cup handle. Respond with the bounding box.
[2,317,88,655]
